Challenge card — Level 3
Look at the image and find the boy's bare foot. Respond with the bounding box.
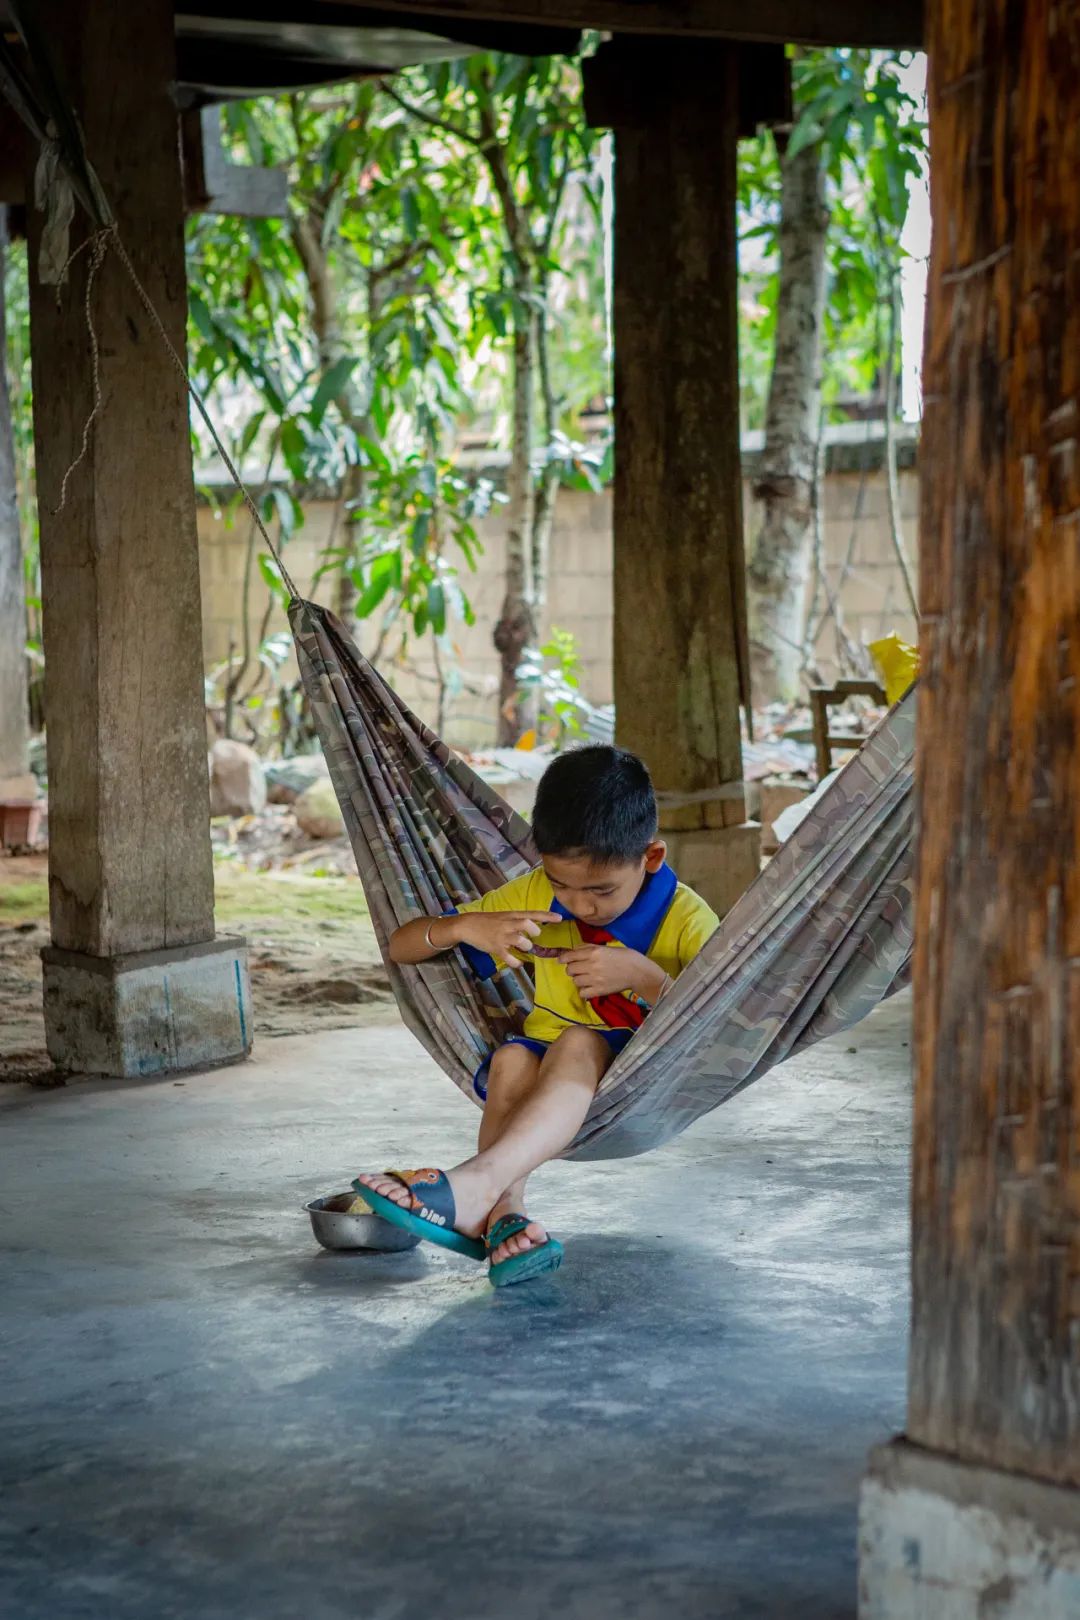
[485,1196,548,1266]
[355,1165,501,1240]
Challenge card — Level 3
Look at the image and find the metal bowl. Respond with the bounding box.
[305,1193,421,1253]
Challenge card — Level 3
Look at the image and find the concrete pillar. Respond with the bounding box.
[0,209,35,802]
[860,1,1080,1611]
[26,0,250,1076]
[585,40,759,918]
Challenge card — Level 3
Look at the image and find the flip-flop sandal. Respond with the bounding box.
[486,1214,564,1289]
[351,1168,486,1261]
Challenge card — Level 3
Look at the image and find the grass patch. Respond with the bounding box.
[0,878,48,922]
[213,864,370,928]
[0,863,370,929]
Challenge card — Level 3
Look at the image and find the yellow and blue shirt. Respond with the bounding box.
[458,863,719,1045]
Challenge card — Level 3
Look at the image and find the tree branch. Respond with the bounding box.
[474,72,532,270]
[539,131,575,262]
[369,236,434,293]
[381,82,483,152]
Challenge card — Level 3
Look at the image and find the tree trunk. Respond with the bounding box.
[292,208,367,623]
[530,280,558,623]
[0,210,33,795]
[882,270,919,620]
[747,134,829,703]
[493,299,538,744]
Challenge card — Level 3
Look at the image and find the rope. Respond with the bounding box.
[53,222,302,603]
[49,230,108,516]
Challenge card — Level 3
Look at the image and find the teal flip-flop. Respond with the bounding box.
[351,1168,486,1261]
[485,1213,564,1288]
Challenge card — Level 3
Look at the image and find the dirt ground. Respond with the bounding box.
[0,852,398,1084]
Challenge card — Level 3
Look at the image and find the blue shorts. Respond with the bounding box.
[473,1028,635,1102]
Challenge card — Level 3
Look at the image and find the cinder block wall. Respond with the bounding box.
[199,460,919,751]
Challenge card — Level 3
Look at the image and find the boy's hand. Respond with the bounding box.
[558,945,669,1005]
[453,911,562,968]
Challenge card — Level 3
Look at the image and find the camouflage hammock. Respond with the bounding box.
[291,598,914,1162]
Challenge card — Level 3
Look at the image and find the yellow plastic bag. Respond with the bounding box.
[868,634,920,705]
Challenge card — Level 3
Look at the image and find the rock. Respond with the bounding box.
[209,740,267,818]
[265,754,329,805]
[294,776,345,840]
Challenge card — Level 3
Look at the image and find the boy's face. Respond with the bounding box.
[541,842,667,927]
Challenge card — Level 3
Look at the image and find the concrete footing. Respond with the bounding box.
[0,772,39,801]
[662,822,761,917]
[42,935,252,1077]
[859,1438,1080,1619]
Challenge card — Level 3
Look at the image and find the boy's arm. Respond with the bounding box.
[388,910,562,967]
[388,914,470,964]
[387,871,559,967]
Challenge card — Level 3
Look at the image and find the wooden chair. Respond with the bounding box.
[809,680,887,781]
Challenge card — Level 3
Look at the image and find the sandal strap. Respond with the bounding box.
[486,1213,533,1252]
[371,1168,458,1229]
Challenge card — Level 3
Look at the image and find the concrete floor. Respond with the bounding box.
[0,997,913,1620]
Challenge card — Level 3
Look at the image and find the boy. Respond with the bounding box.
[354,745,719,1286]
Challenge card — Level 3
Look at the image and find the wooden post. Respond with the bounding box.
[24,0,250,1075]
[586,40,765,916]
[909,0,1080,1490]
[0,208,35,801]
[861,2,1080,1609]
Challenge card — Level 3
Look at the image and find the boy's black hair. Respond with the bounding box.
[532,745,658,864]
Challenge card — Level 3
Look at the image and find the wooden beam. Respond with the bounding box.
[585,36,789,138]
[314,0,923,49]
[603,39,759,917]
[909,0,1080,1487]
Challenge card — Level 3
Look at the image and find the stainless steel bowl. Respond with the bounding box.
[305,1193,421,1253]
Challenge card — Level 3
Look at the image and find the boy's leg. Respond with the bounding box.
[357,1042,542,1232]
[456,1028,615,1250]
[477,1043,544,1154]
[357,1027,614,1242]
[476,1045,547,1262]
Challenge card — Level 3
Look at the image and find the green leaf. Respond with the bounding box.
[279,418,309,479]
[401,187,421,237]
[188,290,217,346]
[309,356,358,426]
[268,485,300,539]
[238,410,267,458]
[426,580,446,635]
[370,390,390,438]
[258,554,290,603]
[353,550,399,619]
[785,116,825,161]
[410,512,431,555]
[356,435,392,472]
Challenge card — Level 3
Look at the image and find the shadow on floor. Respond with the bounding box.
[0,1009,912,1620]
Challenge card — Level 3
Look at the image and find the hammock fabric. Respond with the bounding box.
[291,598,914,1162]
